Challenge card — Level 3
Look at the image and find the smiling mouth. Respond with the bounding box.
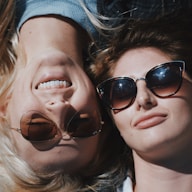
[38,80,72,89]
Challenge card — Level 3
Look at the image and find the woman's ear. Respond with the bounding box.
[0,98,9,118]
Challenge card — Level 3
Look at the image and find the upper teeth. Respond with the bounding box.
[38,80,71,89]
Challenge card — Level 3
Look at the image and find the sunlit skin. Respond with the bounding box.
[109,47,192,191]
[111,47,192,165]
[5,17,101,175]
[104,47,192,191]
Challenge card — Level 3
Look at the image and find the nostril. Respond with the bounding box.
[47,99,66,106]
[48,101,55,105]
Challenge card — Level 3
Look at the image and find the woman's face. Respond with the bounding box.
[111,47,192,160]
[5,18,101,175]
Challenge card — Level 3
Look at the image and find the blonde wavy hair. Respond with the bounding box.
[0,0,82,191]
[0,1,128,191]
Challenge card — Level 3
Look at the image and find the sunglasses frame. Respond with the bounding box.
[11,110,102,145]
[97,60,185,111]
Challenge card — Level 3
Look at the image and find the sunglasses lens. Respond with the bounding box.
[67,110,101,138]
[20,112,60,142]
[146,62,183,97]
[98,78,136,110]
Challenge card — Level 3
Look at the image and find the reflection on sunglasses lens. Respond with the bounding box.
[111,78,136,110]
[20,110,101,143]
[27,122,56,141]
[67,112,101,137]
[98,61,184,110]
[147,63,182,97]
[20,112,57,141]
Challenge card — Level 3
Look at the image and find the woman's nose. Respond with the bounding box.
[135,80,157,110]
[45,95,70,112]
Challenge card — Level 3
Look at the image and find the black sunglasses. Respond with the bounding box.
[11,110,102,150]
[97,61,185,111]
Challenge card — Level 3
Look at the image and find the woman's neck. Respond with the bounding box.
[133,151,192,192]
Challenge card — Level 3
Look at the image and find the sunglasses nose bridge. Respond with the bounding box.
[135,78,157,109]
[135,77,148,91]
[61,132,72,140]
[135,77,148,94]
[135,77,146,83]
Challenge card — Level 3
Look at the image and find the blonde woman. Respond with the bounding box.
[0,0,128,192]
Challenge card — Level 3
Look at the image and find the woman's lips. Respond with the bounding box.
[38,80,71,89]
[134,114,167,129]
[35,71,72,90]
